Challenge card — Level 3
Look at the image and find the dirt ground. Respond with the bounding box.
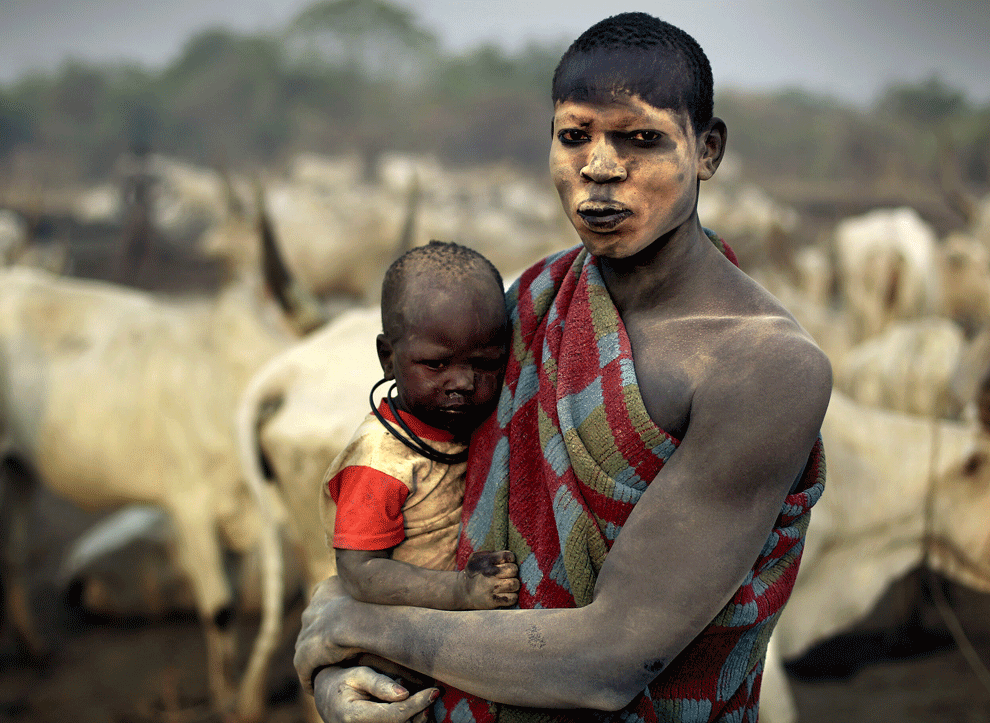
[3,487,990,723]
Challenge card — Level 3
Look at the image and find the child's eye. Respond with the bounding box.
[421,359,447,371]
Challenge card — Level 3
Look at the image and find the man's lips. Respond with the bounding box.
[576,202,632,231]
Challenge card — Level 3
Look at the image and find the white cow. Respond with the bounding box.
[834,207,942,343]
[233,306,381,723]
[834,317,967,419]
[0,221,312,722]
[236,307,382,593]
[760,390,990,723]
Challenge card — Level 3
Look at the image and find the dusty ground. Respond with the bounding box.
[3,486,990,723]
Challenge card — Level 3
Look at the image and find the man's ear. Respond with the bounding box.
[697,117,727,181]
[376,334,395,380]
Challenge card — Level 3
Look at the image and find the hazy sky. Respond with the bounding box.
[2,0,988,104]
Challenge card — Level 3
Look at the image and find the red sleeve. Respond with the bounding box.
[328,465,410,550]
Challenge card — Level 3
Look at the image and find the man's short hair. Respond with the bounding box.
[552,12,714,133]
[381,240,505,343]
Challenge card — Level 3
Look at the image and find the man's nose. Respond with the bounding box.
[581,139,627,183]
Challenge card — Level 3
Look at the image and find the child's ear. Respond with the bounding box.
[376,334,396,380]
[697,117,727,181]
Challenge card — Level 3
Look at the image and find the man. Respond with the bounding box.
[295,12,831,723]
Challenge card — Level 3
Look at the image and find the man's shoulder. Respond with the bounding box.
[699,311,832,429]
[728,312,831,378]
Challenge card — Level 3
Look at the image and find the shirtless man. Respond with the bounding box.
[294,12,832,723]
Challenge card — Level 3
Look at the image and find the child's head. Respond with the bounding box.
[551,12,714,134]
[377,241,508,438]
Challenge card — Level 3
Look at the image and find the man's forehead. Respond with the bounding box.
[554,47,689,117]
[553,96,690,131]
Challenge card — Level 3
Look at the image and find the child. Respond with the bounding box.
[320,240,519,616]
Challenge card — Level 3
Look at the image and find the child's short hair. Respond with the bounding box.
[552,12,714,133]
[381,240,505,343]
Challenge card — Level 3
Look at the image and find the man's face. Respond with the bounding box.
[550,92,710,260]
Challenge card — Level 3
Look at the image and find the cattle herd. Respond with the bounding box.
[2,151,990,723]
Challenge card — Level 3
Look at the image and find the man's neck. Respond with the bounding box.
[598,220,716,317]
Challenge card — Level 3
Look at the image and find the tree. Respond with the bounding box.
[284,0,439,83]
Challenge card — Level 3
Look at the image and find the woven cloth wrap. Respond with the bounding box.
[436,231,826,723]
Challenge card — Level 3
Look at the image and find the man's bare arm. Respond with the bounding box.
[336,548,519,610]
[300,332,831,711]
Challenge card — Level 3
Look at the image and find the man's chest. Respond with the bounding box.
[623,317,732,441]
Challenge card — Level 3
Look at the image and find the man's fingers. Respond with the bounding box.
[398,687,439,721]
[347,665,412,702]
[293,640,322,694]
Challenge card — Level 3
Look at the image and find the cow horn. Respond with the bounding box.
[254,181,328,335]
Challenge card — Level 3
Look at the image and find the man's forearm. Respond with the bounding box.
[335,596,653,711]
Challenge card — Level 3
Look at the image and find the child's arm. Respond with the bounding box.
[335,548,519,610]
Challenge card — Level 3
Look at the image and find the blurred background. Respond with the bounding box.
[1,1,989,722]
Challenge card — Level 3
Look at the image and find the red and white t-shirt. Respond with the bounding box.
[320,400,468,571]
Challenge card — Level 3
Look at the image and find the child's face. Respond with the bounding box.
[378,277,507,439]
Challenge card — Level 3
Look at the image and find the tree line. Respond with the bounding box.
[1,0,987,212]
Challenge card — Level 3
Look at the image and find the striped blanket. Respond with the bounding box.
[438,233,825,723]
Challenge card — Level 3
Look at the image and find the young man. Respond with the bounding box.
[295,12,831,723]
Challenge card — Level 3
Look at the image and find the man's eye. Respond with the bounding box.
[629,130,662,144]
[421,360,446,370]
[557,129,588,144]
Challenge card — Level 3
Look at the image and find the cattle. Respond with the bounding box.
[232,306,380,723]
[236,306,382,592]
[204,153,570,305]
[937,231,990,336]
[834,207,942,343]
[0,211,317,723]
[834,317,967,419]
[760,390,990,723]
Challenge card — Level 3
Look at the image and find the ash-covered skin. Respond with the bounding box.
[377,269,508,440]
[552,48,696,129]
[550,91,718,266]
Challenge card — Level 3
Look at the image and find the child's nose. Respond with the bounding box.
[445,365,475,393]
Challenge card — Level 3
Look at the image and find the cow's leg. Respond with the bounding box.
[168,501,238,717]
[0,457,48,661]
[759,634,798,723]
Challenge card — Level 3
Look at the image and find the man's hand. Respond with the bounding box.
[295,576,363,695]
[313,665,438,723]
[456,550,520,609]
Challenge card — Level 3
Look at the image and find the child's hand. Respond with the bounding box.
[458,550,520,609]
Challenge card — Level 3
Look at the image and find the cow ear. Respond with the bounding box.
[376,334,396,380]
